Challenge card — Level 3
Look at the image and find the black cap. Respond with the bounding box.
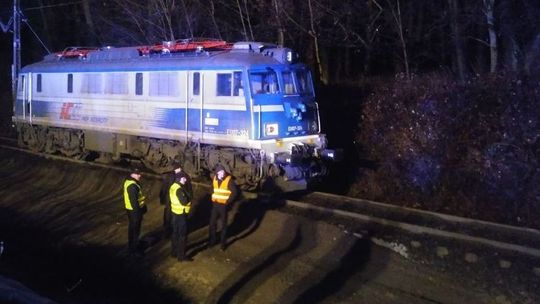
[215,164,225,173]
[172,159,182,168]
[175,171,189,181]
[131,168,141,174]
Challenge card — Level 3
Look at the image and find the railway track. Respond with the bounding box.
[285,192,540,259]
[2,135,540,261]
[0,137,538,303]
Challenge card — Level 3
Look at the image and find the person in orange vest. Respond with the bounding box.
[169,172,193,261]
[208,164,238,251]
[123,168,147,255]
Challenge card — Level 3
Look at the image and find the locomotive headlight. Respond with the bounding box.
[265,123,279,136]
[286,51,293,63]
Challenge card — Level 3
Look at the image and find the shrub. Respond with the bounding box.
[352,72,540,228]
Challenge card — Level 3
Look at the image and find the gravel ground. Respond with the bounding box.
[0,147,537,303]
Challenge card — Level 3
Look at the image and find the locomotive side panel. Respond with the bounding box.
[13,41,335,191]
[14,69,253,143]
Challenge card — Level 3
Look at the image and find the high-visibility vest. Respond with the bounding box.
[169,182,191,214]
[211,176,232,204]
[123,179,145,210]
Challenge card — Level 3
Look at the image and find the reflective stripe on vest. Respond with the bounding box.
[211,175,232,204]
[123,179,145,210]
[169,182,191,215]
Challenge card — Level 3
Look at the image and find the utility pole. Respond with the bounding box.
[12,0,21,100]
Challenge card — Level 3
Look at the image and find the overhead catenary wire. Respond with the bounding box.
[23,1,83,12]
[21,15,51,54]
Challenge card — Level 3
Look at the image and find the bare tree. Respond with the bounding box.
[179,0,194,38]
[208,0,223,39]
[155,0,176,40]
[483,0,497,73]
[81,0,98,45]
[448,0,467,82]
[524,33,540,74]
[37,0,54,49]
[273,0,285,45]
[243,0,254,40]
[307,0,326,84]
[498,0,523,71]
[235,0,248,40]
[387,0,410,79]
[363,0,384,75]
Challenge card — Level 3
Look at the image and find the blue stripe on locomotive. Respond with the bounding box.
[152,107,251,135]
[15,99,81,122]
[14,99,52,117]
[17,98,253,138]
[15,98,313,140]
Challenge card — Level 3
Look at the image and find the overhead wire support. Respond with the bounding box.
[9,0,54,102]
[21,14,51,54]
[12,0,20,102]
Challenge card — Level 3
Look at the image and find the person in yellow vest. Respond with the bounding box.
[123,168,147,255]
[169,172,193,261]
[159,160,193,238]
[208,164,238,251]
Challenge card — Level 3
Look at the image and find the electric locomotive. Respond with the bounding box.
[12,39,336,191]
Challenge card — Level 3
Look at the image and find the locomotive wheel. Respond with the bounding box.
[22,124,46,152]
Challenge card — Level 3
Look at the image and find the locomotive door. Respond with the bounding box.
[187,71,203,138]
[187,71,203,171]
[23,73,32,122]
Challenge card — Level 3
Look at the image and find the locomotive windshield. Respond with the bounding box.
[250,68,314,96]
[282,71,296,94]
[295,69,314,95]
[250,70,279,94]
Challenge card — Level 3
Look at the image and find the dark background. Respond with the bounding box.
[1,0,539,228]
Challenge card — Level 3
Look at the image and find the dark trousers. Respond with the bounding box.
[163,204,172,236]
[127,211,142,252]
[209,203,228,248]
[171,213,188,259]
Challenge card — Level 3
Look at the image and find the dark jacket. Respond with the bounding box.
[159,172,176,206]
[173,184,191,206]
[176,172,194,201]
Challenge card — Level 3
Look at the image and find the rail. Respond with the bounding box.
[1,136,539,260]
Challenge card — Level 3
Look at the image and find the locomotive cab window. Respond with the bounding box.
[250,70,279,94]
[216,73,231,96]
[233,72,243,96]
[282,71,296,95]
[67,74,73,93]
[36,74,42,93]
[135,73,143,95]
[295,69,314,95]
[193,72,200,96]
[216,71,243,97]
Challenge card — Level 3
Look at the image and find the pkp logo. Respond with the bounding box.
[60,102,81,120]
